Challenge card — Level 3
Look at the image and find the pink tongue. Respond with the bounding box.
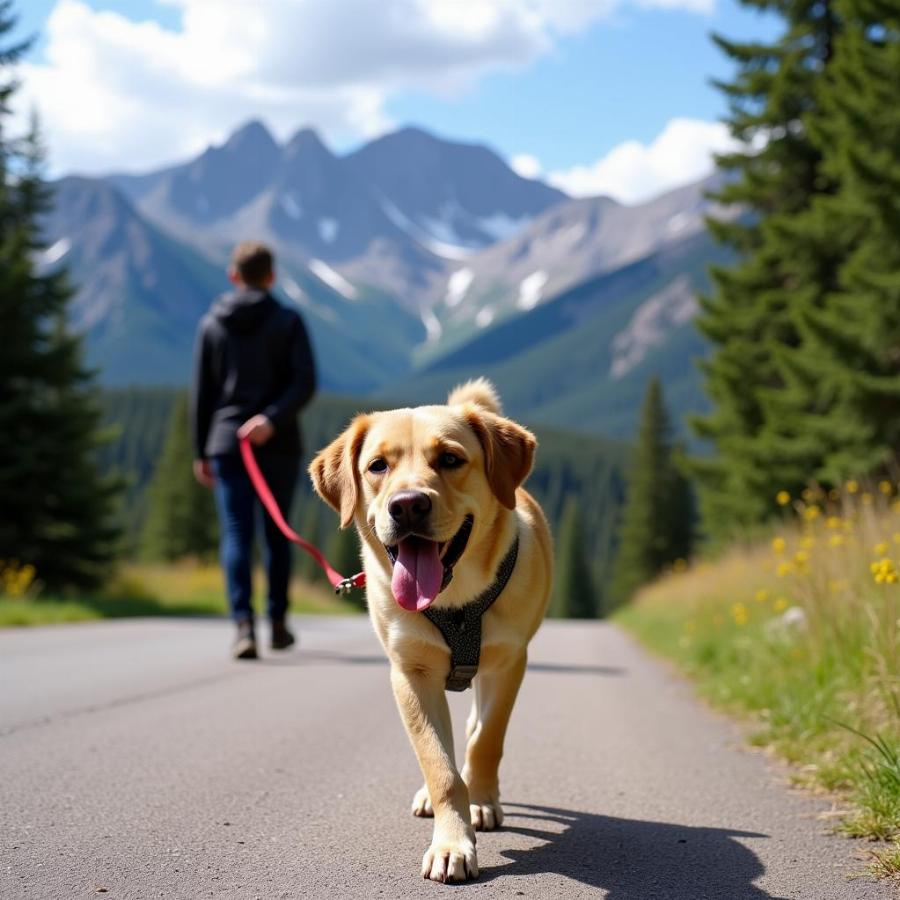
[391,538,443,612]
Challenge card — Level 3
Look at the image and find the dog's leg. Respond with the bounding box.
[391,664,478,882]
[412,677,481,819]
[461,650,527,831]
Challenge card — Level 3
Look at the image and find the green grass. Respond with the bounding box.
[615,487,900,879]
[0,561,362,627]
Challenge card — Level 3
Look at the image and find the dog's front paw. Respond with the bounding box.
[411,785,433,818]
[421,832,478,882]
[470,797,504,831]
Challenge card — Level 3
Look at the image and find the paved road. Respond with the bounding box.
[0,617,889,899]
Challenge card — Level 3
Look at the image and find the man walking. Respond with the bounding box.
[192,241,316,659]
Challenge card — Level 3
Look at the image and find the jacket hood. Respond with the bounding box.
[211,288,276,332]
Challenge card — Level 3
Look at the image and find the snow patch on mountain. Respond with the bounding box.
[517,271,548,310]
[665,211,693,236]
[610,276,698,379]
[379,197,472,261]
[476,306,495,328]
[445,268,474,307]
[478,212,531,242]
[309,259,358,300]
[40,237,71,267]
[282,275,338,322]
[318,217,339,243]
[280,193,302,220]
[421,307,442,343]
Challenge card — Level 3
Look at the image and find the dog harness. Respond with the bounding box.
[422,534,519,692]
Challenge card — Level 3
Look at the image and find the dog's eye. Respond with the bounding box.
[368,458,388,474]
[438,452,464,469]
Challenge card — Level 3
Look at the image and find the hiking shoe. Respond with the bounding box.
[232,620,258,660]
[270,618,296,651]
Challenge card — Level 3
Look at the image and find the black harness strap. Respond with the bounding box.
[423,536,519,692]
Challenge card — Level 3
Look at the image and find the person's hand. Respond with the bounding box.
[238,414,275,446]
[193,458,214,488]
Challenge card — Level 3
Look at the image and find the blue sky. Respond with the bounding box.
[13,1,778,202]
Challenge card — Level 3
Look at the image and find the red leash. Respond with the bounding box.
[239,436,366,594]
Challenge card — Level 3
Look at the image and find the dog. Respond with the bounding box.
[309,378,552,882]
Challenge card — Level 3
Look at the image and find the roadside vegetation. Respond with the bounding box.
[617,483,900,877]
[0,560,357,627]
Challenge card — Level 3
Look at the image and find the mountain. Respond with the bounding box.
[416,174,732,364]
[110,122,568,312]
[345,126,566,251]
[381,226,733,437]
[42,177,424,391]
[48,120,730,439]
[40,177,225,384]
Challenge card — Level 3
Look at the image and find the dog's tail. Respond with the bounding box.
[448,377,502,415]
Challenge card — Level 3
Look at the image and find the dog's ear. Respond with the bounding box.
[309,415,370,528]
[465,409,536,510]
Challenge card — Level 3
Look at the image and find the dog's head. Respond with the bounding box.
[309,379,535,612]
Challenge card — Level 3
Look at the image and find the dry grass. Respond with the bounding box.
[617,482,900,875]
[0,559,361,626]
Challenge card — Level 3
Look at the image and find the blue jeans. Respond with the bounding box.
[211,453,299,625]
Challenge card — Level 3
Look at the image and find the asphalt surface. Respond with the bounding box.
[0,617,890,899]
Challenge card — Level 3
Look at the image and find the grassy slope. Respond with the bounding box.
[616,485,900,876]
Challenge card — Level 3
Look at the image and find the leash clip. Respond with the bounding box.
[334,578,355,596]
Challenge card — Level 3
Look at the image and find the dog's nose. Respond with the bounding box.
[388,490,432,531]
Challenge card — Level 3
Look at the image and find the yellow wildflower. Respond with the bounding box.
[803,505,821,522]
[874,542,890,556]
[776,490,791,507]
[870,558,899,585]
[755,588,769,604]
[826,516,842,530]
[880,480,893,496]
[793,550,809,566]
[776,561,793,578]
[731,602,749,626]
[846,479,859,494]
[773,596,789,612]
[772,537,787,554]
[828,534,845,547]
[800,535,815,550]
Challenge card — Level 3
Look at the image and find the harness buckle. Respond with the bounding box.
[445,664,479,692]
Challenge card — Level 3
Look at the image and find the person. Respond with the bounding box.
[191,241,316,660]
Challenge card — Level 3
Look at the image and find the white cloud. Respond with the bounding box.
[510,153,542,179]
[18,0,716,176]
[547,117,736,204]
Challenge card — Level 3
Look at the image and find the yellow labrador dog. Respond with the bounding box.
[309,378,552,882]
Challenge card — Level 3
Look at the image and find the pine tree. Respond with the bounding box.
[611,379,693,604]
[785,0,900,482]
[0,2,121,589]
[140,394,218,561]
[691,0,841,536]
[552,498,598,619]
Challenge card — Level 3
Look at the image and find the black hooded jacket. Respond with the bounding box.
[191,288,316,458]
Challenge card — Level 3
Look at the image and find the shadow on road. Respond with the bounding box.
[484,802,782,899]
[263,650,624,677]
